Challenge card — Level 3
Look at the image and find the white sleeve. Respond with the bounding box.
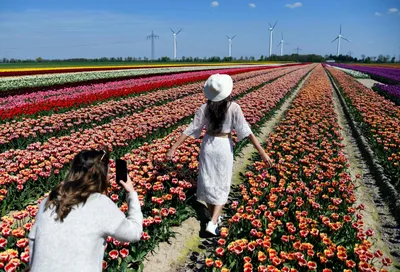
[28,199,47,266]
[28,219,37,266]
[233,104,252,141]
[100,192,143,243]
[183,106,205,138]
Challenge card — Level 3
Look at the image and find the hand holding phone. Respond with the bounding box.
[116,159,135,193]
[116,159,128,183]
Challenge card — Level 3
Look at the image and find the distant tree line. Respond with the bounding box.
[0,56,265,63]
[263,54,325,62]
[324,54,398,63]
[1,54,398,64]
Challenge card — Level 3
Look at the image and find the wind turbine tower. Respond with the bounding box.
[226,35,236,57]
[147,31,159,61]
[268,21,278,57]
[331,24,350,56]
[170,28,182,60]
[277,32,289,56]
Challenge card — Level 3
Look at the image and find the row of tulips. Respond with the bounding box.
[372,83,400,105]
[0,66,300,151]
[0,65,314,271]
[0,65,268,93]
[329,65,370,79]
[0,63,264,77]
[326,67,400,191]
[329,63,400,85]
[0,65,302,120]
[204,65,393,272]
[0,65,314,214]
[351,63,400,69]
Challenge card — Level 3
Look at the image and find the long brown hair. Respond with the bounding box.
[45,149,110,222]
[205,96,232,134]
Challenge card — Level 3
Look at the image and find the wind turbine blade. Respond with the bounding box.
[177,28,183,34]
[277,42,281,47]
[269,22,272,28]
[226,35,230,39]
[273,21,278,29]
[331,37,339,43]
[281,32,283,40]
[342,37,350,42]
[170,28,174,33]
[232,35,236,40]
[340,24,342,34]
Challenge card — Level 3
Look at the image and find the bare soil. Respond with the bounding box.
[357,78,381,88]
[142,217,201,272]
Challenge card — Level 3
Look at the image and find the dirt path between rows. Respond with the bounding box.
[356,78,380,88]
[143,73,312,272]
[331,77,400,269]
[142,217,201,272]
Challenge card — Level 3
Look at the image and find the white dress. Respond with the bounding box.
[183,102,252,205]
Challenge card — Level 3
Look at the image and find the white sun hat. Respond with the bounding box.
[203,74,233,102]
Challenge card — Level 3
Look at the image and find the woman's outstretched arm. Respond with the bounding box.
[166,133,189,160]
[167,105,205,160]
[248,133,273,168]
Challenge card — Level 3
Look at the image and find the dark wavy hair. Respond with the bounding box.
[205,96,232,134]
[45,149,110,222]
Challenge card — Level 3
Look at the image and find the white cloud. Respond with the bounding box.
[388,7,398,13]
[211,1,219,7]
[374,12,382,16]
[285,2,302,9]
[249,3,256,8]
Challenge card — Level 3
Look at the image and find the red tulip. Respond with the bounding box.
[214,259,223,269]
[119,248,129,258]
[109,250,119,260]
[0,237,7,248]
[141,232,150,241]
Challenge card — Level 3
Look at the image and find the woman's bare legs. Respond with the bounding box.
[208,204,223,225]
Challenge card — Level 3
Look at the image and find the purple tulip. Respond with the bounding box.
[330,63,400,84]
[374,83,400,99]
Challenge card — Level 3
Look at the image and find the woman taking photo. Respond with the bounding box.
[28,150,143,271]
[167,73,273,236]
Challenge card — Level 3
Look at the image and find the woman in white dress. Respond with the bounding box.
[166,74,272,235]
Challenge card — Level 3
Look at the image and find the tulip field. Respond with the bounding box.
[0,63,398,272]
[203,65,398,272]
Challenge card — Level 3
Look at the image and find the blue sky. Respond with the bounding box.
[0,0,399,60]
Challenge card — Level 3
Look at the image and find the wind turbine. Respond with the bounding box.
[170,28,182,60]
[277,32,289,56]
[226,35,236,57]
[268,21,278,57]
[331,24,350,56]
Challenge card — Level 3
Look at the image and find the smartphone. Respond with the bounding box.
[115,159,128,184]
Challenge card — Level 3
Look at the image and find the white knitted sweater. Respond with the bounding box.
[28,191,143,271]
